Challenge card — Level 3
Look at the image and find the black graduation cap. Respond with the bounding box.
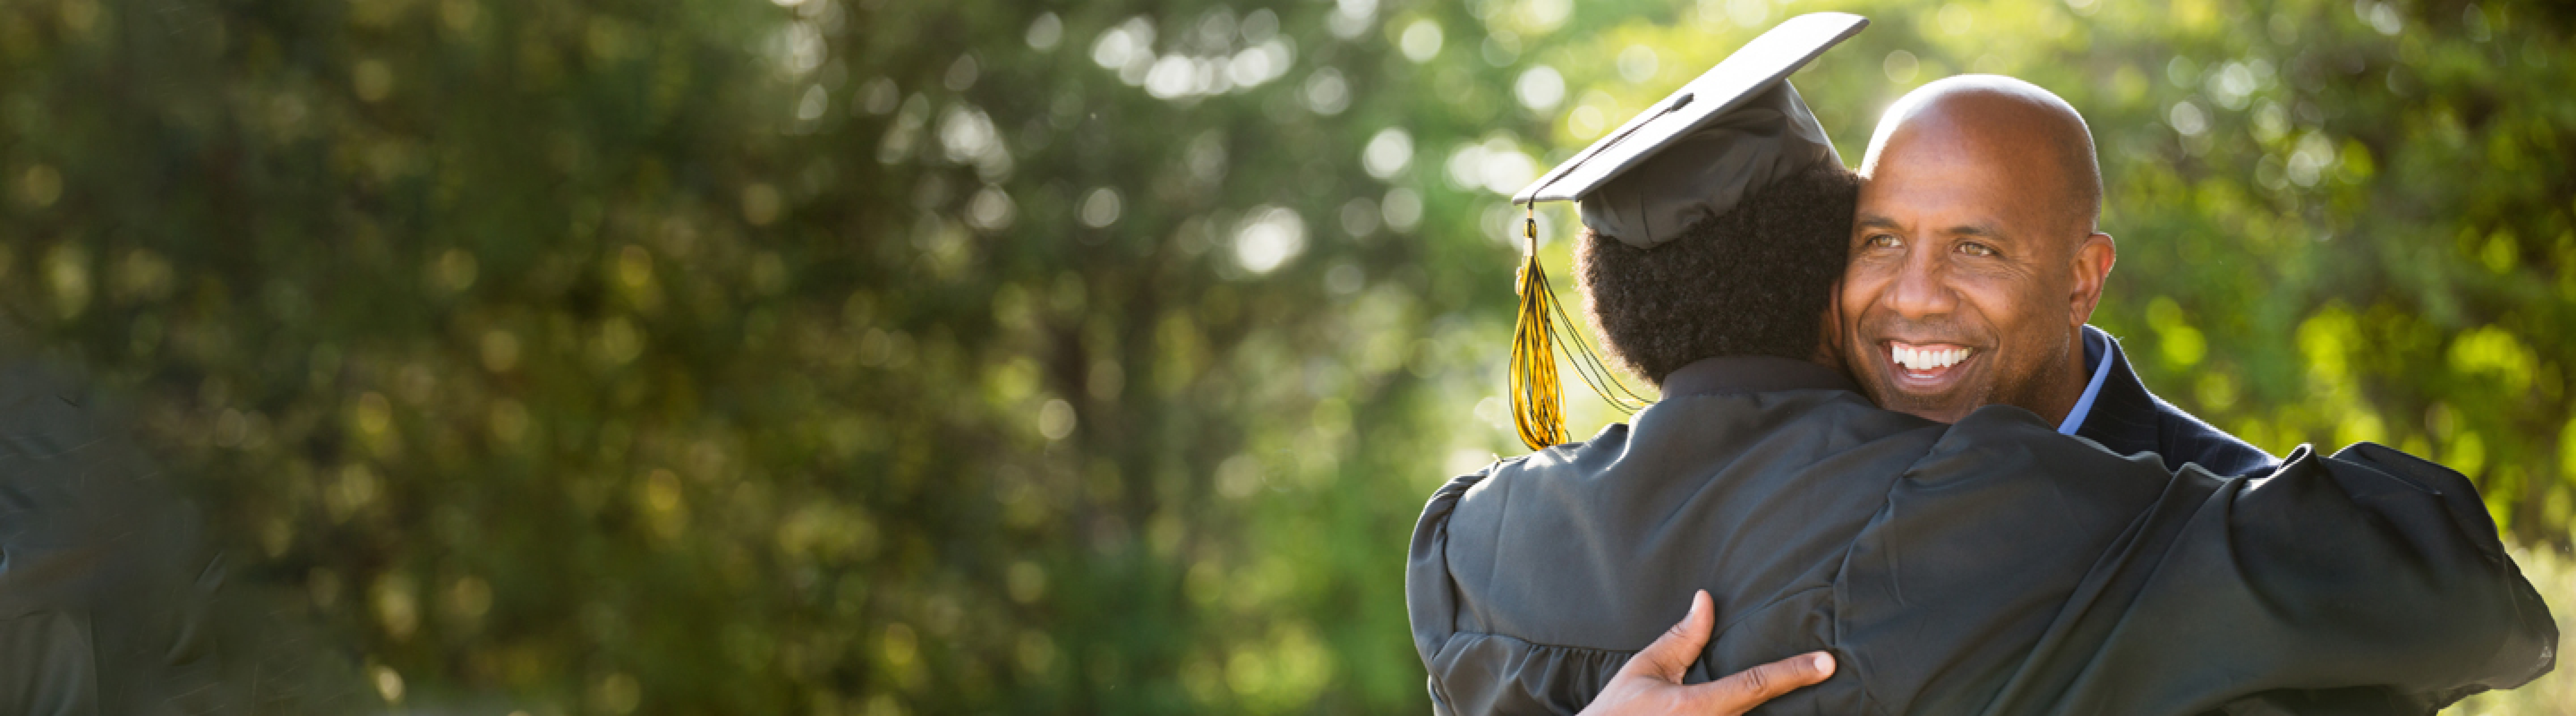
[1515,11,1865,245]
[1503,13,1867,450]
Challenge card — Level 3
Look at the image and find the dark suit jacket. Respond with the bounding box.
[2073,326,2277,478]
[1407,355,2552,715]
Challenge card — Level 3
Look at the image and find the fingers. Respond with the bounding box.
[1596,593,1837,716]
[1689,650,1836,712]
[1618,590,1717,683]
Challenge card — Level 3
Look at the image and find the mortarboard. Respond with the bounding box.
[1503,12,1868,450]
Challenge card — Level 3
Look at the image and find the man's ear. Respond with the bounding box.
[2069,232,2114,327]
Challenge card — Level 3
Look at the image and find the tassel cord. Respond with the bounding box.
[1508,209,1657,450]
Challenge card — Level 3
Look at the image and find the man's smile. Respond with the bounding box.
[1884,340,1979,391]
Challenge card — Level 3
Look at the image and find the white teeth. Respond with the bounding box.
[1893,345,1969,371]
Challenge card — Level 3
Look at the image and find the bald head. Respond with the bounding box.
[1837,75,2119,426]
[1862,75,2101,233]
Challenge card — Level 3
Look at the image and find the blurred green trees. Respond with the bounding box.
[0,0,2571,712]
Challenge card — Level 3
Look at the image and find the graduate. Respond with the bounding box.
[1405,13,2554,715]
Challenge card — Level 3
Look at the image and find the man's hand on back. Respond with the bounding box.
[1579,590,1836,716]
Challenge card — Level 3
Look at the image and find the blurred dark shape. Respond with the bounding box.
[0,345,356,714]
[0,349,227,713]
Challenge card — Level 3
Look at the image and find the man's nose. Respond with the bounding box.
[1883,247,1957,319]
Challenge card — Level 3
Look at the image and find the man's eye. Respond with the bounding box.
[1957,241,1997,257]
[1863,234,1901,249]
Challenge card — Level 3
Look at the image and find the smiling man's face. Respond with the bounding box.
[1838,78,2113,424]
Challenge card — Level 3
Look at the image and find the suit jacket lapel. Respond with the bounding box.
[2072,332,2164,462]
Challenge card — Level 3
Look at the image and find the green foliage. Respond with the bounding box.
[0,0,2571,712]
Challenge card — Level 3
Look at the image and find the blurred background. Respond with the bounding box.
[0,0,2571,712]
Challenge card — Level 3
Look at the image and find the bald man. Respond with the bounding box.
[1843,74,2275,477]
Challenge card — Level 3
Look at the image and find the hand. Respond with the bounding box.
[1577,590,1836,715]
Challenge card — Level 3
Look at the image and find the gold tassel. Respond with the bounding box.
[1509,215,1567,450]
[1510,207,1654,450]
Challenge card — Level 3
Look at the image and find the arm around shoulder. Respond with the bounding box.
[1988,442,2555,715]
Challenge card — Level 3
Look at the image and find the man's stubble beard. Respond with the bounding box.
[1986,333,2078,425]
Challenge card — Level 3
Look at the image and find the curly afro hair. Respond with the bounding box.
[1575,161,1859,387]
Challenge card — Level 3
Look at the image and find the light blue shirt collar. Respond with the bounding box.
[2057,326,2114,435]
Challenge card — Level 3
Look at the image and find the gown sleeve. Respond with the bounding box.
[1407,461,1635,716]
[1410,467,1490,716]
[1975,442,2557,716]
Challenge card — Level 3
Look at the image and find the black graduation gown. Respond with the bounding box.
[1405,355,2552,715]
